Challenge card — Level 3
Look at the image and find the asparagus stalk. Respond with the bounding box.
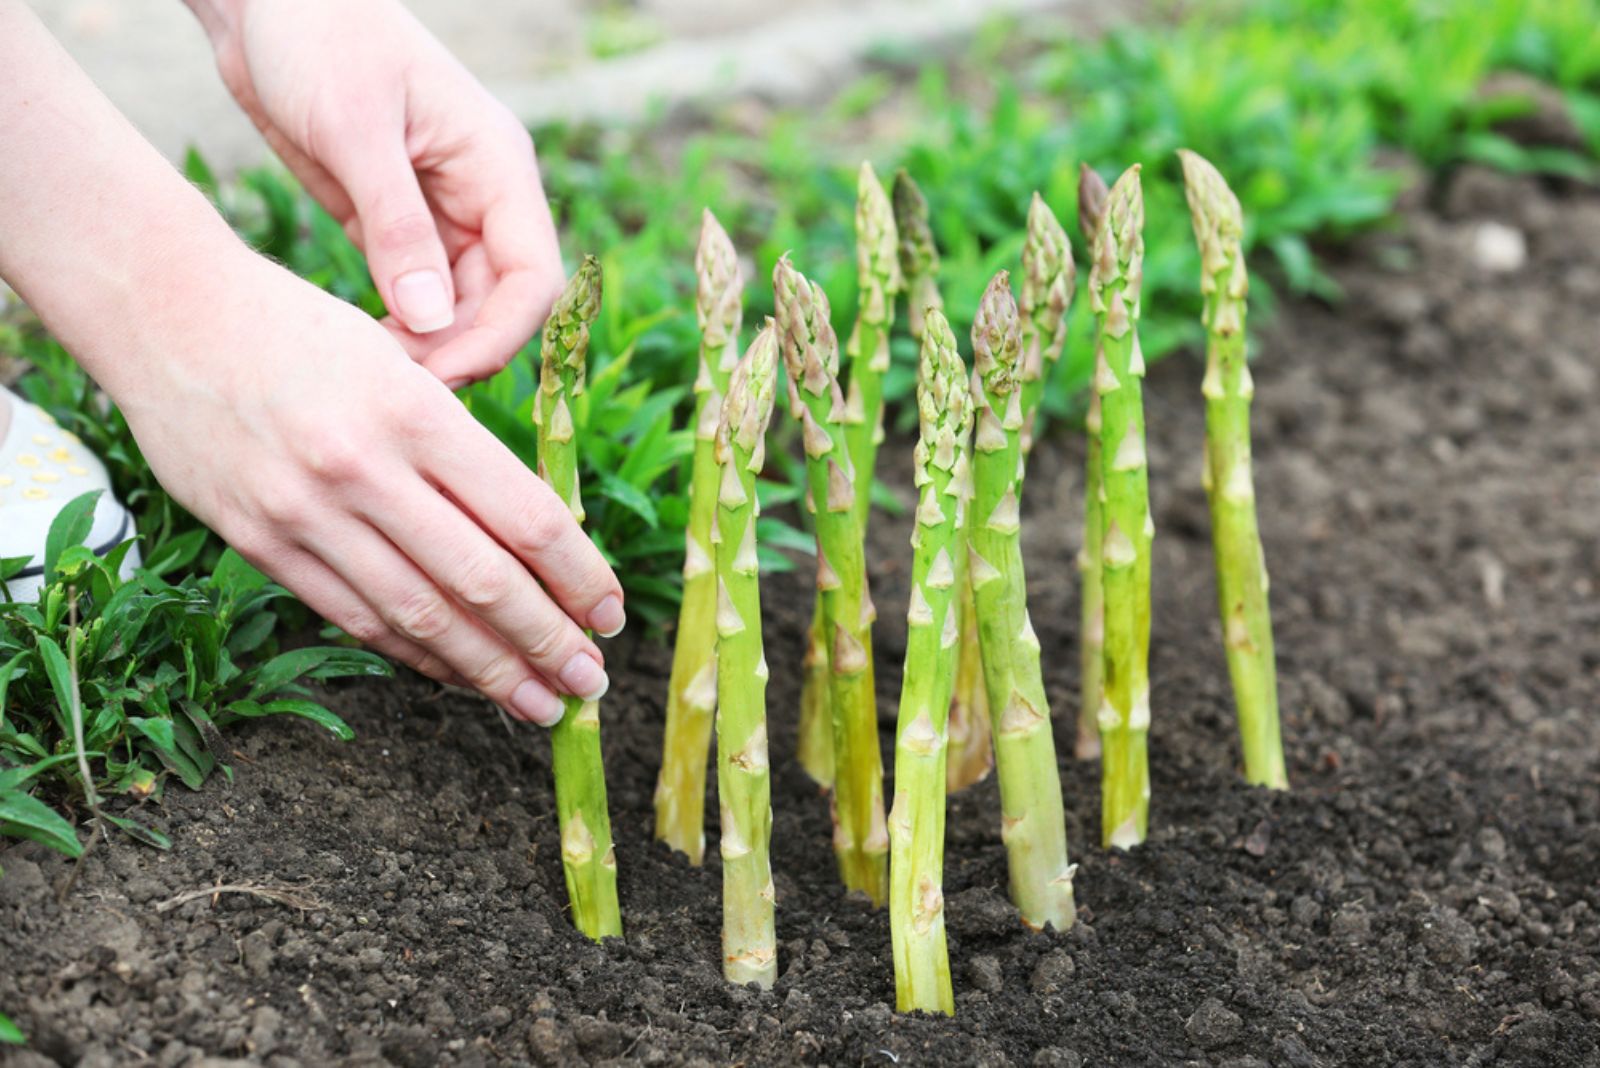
[893,167,993,793]
[968,271,1076,931]
[534,256,622,940]
[893,169,942,339]
[774,255,889,906]
[1178,150,1288,791]
[1075,164,1110,762]
[795,162,903,790]
[656,210,743,863]
[713,321,781,987]
[1090,166,1153,849]
[1018,193,1075,457]
[888,307,972,1015]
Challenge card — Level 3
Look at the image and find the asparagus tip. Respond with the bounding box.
[1177,150,1246,299]
[1078,163,1110,247]
[696,209,742,344]
[972,270,1022,383]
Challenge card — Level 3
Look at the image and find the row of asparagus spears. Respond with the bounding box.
[530,151,1286,1013]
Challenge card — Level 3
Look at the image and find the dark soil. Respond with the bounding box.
[5,167,1600,1068]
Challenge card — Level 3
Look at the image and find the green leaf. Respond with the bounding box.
[44,491,103,577]
[141,529,208,577]
[0,789,83,857]
[240,697,356,741]
[597,473,660,529]
[244,646,390,700]
[0,1010,24,1044]
[98,810,172,850]
[128,716,177,753]
[35,635,78,733]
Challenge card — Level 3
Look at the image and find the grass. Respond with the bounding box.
[2,0,1599,864]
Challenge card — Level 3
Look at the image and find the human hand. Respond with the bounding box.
[118,252,624,726]
[185,0,563,387]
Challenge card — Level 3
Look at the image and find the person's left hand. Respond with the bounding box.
[186,0,563,387]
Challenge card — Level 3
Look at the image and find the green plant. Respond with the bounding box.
[1179,150,1287,790]
[1017,193,1074,455]
[895,169,992,795]
[655,211,743,865]
[1091,166,1153,850]
[968,272,1075,931]
[534,258,622,941]
[1074,164,1111,763]
[887,307,971,1015]
[712,322,781,988]
[1,493,389,857]
[0,1011,22,1045]
[774,256,888,906]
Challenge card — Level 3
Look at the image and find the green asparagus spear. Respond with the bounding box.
[893,169,942,340]
[1075,163,1110,762]
[795,162,903,791]
[534,256,622,939]
[1178,149,1288,791]
[774,255,889,906]
[713,321,781,987]
[656,210,743,863]
[888,307,972,1015]
[1090,166,1153,849]
[1018,193,1075,457]
[968,271,1076,931]
[893,168,992,794]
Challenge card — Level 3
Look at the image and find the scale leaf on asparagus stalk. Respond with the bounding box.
[713,322,781,988]
[1178,149,1288,791]
[968,271,1077,931]
[1075,163,1110,761]
[888,308,972,1015]
[795,163,903,792]
[774,255,890,906]
[1017,193,1075,457]
[1091,165,1154,849]
[656,211,743,863]
[534,255,622,940]
[893,168,993,795]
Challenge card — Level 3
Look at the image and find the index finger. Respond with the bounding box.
[423,409,626,638]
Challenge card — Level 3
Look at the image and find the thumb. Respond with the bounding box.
[327,135,456,335]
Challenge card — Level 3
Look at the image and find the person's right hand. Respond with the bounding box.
[117,250,624,727]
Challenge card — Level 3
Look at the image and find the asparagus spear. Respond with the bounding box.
[888,307,972,1015]
[968,271,1076,931]
[1075,164,1110,762]
[1178,150,1288,791]
[1090,166,1153,849]
[656,210,743,863]
[893,168,993,794]
[795,162,904,790]
[713,321,781,987]
[893,169,942,340]
[534,256,622,940]
[1018,193,1075,457]
[774,255,889,906]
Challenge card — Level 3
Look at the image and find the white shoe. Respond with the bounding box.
[0,385,141,603]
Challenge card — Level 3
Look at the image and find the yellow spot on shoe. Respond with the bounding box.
[32,472,60,484]
[23,487,49,501]
[62,431,80,444]
[50,448,73,462]
[31,434,52,445]
[17,453,40,467]
[0,475,11,487]
[66,465,88,477]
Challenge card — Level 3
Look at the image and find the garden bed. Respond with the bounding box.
[3,167,1599,1066]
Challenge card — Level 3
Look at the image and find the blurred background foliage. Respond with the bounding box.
[7,0,1600,628]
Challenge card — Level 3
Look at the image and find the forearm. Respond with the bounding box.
[0,2,244,399]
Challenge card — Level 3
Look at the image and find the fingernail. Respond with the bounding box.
[444,377,470,392]
[393,270,454,333]
[590,595,626,638]
[558,653,609,702]
[509,679,564,726]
